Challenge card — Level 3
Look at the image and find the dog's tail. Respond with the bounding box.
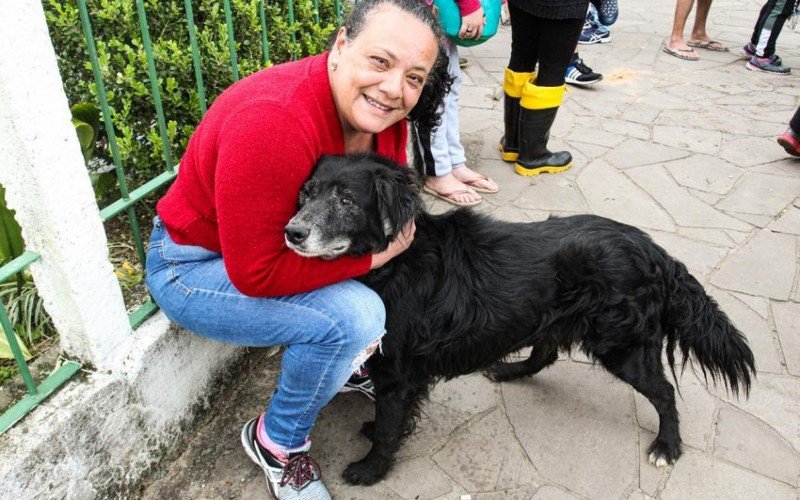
[664,260,755,396]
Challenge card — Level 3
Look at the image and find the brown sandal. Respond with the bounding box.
[461,174,499,194]
[422,185,482,207]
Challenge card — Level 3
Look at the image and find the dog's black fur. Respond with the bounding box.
[287,153,756,485]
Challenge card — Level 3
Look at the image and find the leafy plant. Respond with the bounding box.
[0,185,23,267]
[0,278,54,361]
[71,102,100,161]
[45,0,340,190]
[71,102,118,200]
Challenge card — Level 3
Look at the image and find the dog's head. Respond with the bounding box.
[284,153,420,259]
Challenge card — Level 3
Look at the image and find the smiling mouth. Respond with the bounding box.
[364,94,394,112]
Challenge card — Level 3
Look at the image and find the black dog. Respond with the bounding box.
[284,153,756,485]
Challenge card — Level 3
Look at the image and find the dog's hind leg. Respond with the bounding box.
[485,344,558,382]
[599,345,681,467]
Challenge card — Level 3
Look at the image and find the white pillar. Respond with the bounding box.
[0,0,132,371]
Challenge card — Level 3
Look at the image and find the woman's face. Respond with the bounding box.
[329,5,439,137]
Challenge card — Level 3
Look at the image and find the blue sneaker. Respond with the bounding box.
[580,4,611,44]
[579,24,611,44]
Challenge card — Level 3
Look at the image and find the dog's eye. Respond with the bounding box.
[340,196,354,206]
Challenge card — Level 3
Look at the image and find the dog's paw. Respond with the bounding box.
[647,439,681,467]
[343,457,390,485]
[360,421,375,441]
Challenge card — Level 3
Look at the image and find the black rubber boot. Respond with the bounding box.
[515,83,572,176]
[499,68,533,162]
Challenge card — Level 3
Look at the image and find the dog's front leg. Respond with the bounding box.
[343,384,415,485]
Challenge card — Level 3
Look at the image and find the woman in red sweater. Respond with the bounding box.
[145,1,448,497]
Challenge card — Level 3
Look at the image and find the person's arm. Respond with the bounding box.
[456,0,485,39]
[214,101,372,297]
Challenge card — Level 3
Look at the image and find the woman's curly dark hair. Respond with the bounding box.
[408,52,454,137]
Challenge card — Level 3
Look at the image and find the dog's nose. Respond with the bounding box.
[285,224,310,244]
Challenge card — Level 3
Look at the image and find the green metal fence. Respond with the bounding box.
[0,252,81,434]
[0,0,345,435]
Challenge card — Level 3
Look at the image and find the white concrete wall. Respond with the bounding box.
[0,0,131,371]
[0,2,246,497]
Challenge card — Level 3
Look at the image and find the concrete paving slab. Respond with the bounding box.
[502,361,637,499]
[677,227,737,248]
[662,154,743,195]
[513,177,589,213]
[381,457,454,499]
[429,373,500,416]
[565,140,611,161]
[769,206,800,235]
[531,485,582,500]
[604,138,691,169]
[601,118,651,142]
[396,401,472,460]
[729,291,771,319]
[627,165,752,231]
[720,135,789,167]
[576,160,675,231]
[715,374,800,453]
[431,409,538,493]
[711,229,797,299]
[716,172,800,217]
[772,301,800,376]
[652,124,722,156]
[720,209,773,228]
[713,405,800,486]
[660,449,796,500]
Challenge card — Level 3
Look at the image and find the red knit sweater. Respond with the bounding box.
[157,53,408,297]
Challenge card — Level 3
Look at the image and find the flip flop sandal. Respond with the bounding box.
[461,174,500,194]
[687,40,729,52]
[422,185,482,207]
[662,46,699,61]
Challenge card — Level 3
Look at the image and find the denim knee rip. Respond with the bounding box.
[350,332,385,371]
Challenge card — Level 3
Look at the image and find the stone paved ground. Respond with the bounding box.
[141,0,800,498]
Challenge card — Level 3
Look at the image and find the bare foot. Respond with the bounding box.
[451,165,499,193]
[667,38,693,53]
[424,173,481,205]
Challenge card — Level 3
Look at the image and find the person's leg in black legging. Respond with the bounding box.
[500,4,539,162]
[507,4,541,73]
[535,17,585,86]
[513,15,584,175]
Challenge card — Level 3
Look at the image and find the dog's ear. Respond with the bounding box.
[373,165,419,239]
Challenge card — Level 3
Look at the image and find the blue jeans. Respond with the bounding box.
[145,217,385,448]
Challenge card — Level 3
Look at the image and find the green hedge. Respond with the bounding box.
[44,0,341,188]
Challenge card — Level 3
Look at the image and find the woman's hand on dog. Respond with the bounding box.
[370,220,416,269]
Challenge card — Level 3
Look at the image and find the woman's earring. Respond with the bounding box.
[331,62,338,72]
